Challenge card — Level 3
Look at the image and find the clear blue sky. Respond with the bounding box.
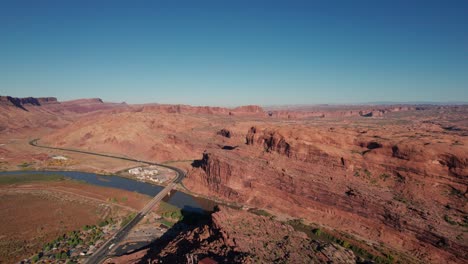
[1,0,467,106]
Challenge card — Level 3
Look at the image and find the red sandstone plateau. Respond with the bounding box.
[0,95,467,263]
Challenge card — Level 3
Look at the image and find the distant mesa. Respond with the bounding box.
[140,104,265,116]
[62,98,104,104]
[233,105,264,113]
[2,94,460,120]
[0,95,58,111]
[0,95,128,114]
[0,95,267,117]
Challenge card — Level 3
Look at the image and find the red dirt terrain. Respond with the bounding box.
[0,180,149,263]
[1,95,467,263]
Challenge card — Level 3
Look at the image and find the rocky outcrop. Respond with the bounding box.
[245,126,257,145]
[246,127,334,164]
[198,152,242,200]
[258,129,291,157]
[438,153,468,177]
[391,145,416,160]
[359,109,387,117]
[216,129,232,138]
[356,141,383,150]
[144,206,356,263]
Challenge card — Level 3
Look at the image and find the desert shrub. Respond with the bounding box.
[170,211,180,219]
[248,208,272,217]
[444,215,457,225]
[31,254,40,262]
[341,240,350,248]
[364,169,371,177]
[379,173,390,180]
[449,186,463,197]
[312,228,322,236]
[384,253,395,262]
[98,220,109,227]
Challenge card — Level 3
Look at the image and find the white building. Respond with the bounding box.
[128,166,159,176]
[52,155,68,160]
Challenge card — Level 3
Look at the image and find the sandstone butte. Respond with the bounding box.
[0,95,467,263]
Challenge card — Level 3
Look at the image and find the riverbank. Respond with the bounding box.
[0,174,151,263]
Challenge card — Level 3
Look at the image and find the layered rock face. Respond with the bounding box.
[187,122,468,263]
[143,206,356,263]
[246,126,334,163]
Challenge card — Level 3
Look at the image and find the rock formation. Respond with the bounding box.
[216,129,232,138]
[143,206,356,263]
[1,95,466,263]
[186,120,468,263]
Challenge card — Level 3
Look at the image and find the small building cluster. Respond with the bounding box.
[128,166,169,183]
[25,219,118,263]
[128,166,158,176]
[51,155,68,160]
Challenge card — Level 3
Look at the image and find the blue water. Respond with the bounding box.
[0,170,216,213]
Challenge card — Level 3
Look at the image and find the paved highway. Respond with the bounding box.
[29,139,186,183]
[29,139,185,263]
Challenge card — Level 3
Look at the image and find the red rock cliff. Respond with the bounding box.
[186,125,468,263]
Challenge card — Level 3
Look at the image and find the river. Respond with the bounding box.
[0,170,217,213]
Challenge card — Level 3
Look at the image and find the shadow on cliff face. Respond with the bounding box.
[138,206,248,263]
[137,206,214,264]
[191,159,203,168]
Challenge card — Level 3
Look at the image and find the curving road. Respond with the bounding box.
[29,139,185,263]
[29,139,185,183]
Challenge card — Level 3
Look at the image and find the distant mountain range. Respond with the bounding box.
[264,101,467,108]
[361,101,468,105]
